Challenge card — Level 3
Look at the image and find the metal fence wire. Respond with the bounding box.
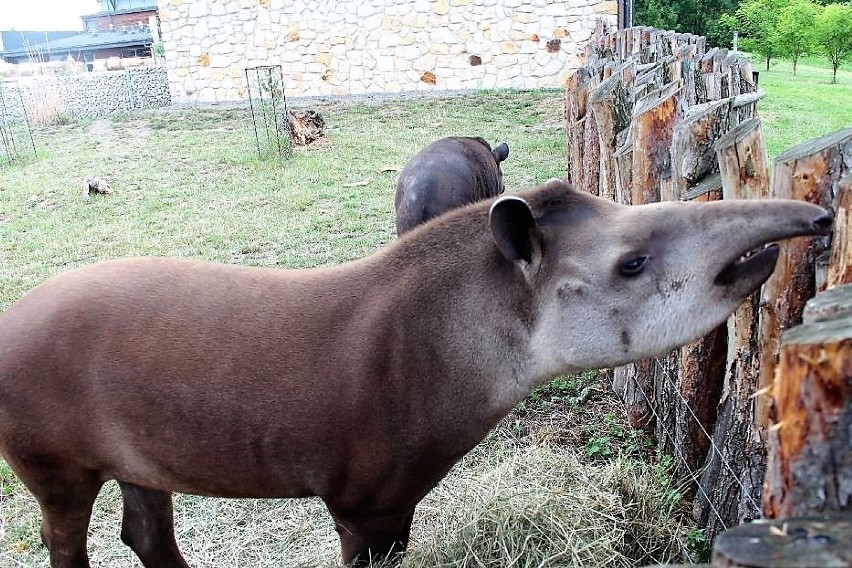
[244,65,291,159]
[0,81,37,166]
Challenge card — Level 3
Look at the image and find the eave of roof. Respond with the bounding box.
[81,6,159,19]
[1,29,152,57]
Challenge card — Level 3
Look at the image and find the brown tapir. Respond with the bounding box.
[395,136,510,235]
[0,180,833,568]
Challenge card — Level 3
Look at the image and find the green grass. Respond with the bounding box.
[0,92,567,310]
[752,58,852,159]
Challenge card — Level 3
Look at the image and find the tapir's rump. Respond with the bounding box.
[395,136,510,236]
[0,180,831,567]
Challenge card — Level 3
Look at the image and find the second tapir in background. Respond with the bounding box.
[395,136,510,235]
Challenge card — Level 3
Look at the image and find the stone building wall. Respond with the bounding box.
[1,67,170,122]
[158,0,618,103]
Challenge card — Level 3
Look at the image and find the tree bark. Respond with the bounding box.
[762,285,852,519]
[757,128,852,430]
[694,118,772,537]
[589,66,633,202]
[631,81,681,203]
[827,174,852,288]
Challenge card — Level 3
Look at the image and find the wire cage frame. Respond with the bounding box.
[0,81,37,166]
[244,65,291,159]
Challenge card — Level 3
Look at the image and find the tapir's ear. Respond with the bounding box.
[489,195,541,266]
[492,142,509,164]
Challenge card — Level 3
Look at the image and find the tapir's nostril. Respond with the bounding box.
[813,211,834,234]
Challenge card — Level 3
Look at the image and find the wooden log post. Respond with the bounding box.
[631,81,681,203]
[762,284,852,518]
[671,98,732,197]
[589,66,633,202]
[694,119,771,536]
[756,128,852,431]
[827,174,852,288]
[565,70,587,187]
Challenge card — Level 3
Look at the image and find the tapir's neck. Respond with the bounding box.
[366,211,543,443]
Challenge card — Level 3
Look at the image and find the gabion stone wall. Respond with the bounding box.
[4,67,171,121]
[158,0,619,102]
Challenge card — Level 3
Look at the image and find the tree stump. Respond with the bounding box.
[713,514,852,567]
[762,285,852,518]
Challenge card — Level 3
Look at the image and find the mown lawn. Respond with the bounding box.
[0,62,849,566]
[752,57,852,159]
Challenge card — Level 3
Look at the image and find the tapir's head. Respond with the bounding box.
[489,180,833,375]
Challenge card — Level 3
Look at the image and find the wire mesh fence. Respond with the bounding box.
[0,81,37,166]
[244,65,291,159]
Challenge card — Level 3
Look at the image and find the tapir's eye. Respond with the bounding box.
[619,255,649,277]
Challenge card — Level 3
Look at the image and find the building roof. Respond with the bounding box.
[81,5,159,21]
[1,28,152,58]
[0,30,80,54]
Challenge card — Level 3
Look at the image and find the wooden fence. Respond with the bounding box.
[564,24,851,564]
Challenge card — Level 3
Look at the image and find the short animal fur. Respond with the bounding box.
[0,180,832,567]
[394,136,510,235]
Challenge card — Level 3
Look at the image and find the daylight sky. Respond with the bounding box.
[0,0,96,32]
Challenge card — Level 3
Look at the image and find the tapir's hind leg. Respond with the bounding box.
[329,505,416,567]
[5,457,103,568]
[118,482,189,568]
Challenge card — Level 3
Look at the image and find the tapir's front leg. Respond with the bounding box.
[328,505,416,567]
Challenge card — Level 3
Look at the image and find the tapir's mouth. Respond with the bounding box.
[714,242,780,288]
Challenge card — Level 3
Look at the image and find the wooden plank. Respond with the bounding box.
[589,65,633,202]
[680,173,722,201]
[715,118,770,200]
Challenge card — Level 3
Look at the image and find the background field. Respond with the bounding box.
[1,60,849,566]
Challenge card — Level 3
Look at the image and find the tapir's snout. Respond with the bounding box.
[707,200,833,299]
[812,209,834,235]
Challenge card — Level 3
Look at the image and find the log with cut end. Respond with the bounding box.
[672,98,732,196]
[716,118,770,200]
[694,118,773,536]
[631,81,681,203]
[756,128,852,429]
[762,285,852,519]
[712,514,852,567]
[589,66,633,201]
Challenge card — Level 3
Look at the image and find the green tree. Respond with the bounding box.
[814,3,852,83]
[634,0,740,46]
[737,0,786,70]
[774,0,821,74]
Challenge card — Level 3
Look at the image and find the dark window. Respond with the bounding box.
[121,47,151,58]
